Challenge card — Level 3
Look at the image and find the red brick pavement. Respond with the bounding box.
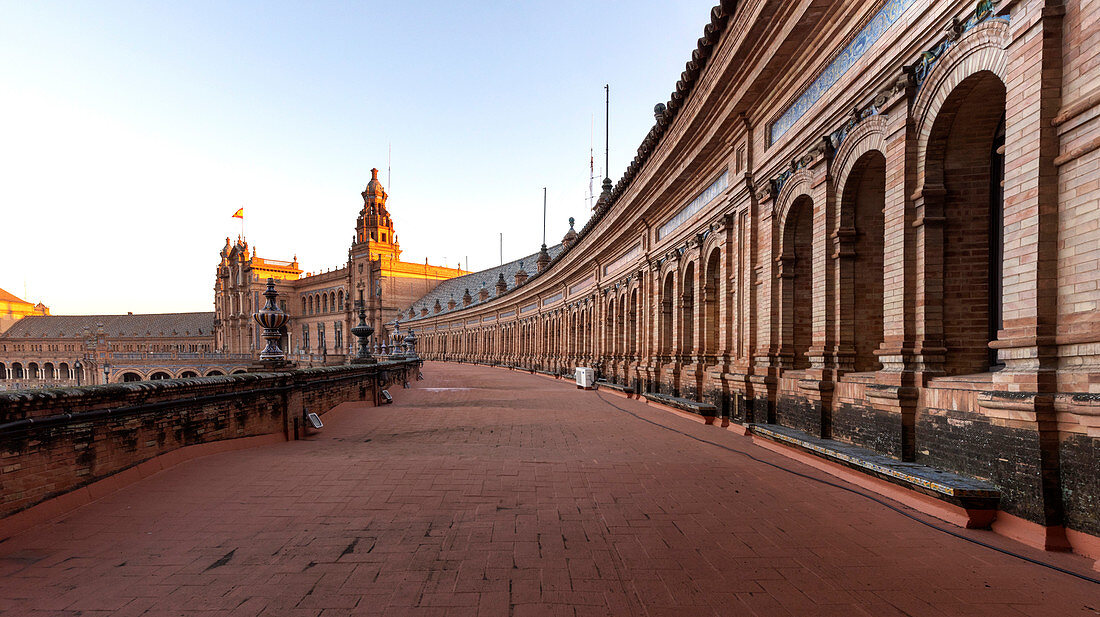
[1,362,1097,616]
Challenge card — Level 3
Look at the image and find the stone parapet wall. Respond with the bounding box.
[0,361,417,522]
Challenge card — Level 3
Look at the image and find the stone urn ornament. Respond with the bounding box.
[253,278,289,362]
[351,300,376,364]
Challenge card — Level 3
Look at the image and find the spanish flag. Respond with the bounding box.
[232,207,244,219]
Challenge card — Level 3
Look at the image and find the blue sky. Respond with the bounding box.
[0,1,717,314]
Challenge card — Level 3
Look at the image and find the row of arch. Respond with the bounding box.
[116,368,248,382]
[0,362,249,384]
[303,290,345,316]
[413,22,1014,386]
[0,361,79,381]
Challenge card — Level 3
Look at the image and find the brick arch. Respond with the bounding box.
[773,168,815,232]
[913,19,1009,190]
[700,224,725,262]
[830,115,888,203]
[678,254,699,282]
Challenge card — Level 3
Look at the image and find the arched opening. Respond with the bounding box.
[121,372,143,382]
[605,298,615,360]
[150,372,170,380]
[58,362,69,380]
[628,289,638,358]
[703,249,721,356]
[0,362,6,380]
[681,262,695,357]
[322,295,328,313]
[308,296,314,315]
[180,371,198,378]
[231,369,247,374]
[338,290,344,311]
[840,151,886,372]
[43,362,55,380]
[660,272,675,355]
[782,196,814,370]
[925,70,1007,374]
[28,362,40,379]
[206,369,225,377]
[11,363,23,379]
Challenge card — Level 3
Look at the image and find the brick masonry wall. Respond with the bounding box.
[915,405,1046,524]
[0,361,416,520]
[1060,431,1100,537]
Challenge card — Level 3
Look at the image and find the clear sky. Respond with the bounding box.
[0,1,717,315]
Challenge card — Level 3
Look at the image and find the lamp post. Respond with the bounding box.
[102,362,110,385]
[74,359,83,387]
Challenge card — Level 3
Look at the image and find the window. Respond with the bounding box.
[302,324,310,352]
[335,322,343,351]
[318,323,326,352]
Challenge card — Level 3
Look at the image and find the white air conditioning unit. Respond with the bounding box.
[575,367,595,390]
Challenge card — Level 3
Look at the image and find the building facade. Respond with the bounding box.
[0,312,242,389]
[214,168,467,364]
[0,170,463,389]
[0,288,48,335]
[401,0,1100,557]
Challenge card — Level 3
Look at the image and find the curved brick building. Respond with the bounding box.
[400,0,1100,558]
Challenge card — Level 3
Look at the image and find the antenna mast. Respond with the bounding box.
[542,187,547,246]
[589,115,595,211]
[604,84,610,182]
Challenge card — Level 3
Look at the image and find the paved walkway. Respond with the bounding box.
[1,362,1097,616]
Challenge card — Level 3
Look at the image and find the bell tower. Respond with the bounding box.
[354,168,401,262]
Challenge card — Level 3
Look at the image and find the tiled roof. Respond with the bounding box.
[401,245,563,322]
[1,312,215,339]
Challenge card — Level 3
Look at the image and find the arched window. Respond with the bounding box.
[322,294,328,313]
[338,290,345,311]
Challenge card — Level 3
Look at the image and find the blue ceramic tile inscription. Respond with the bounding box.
[770,0,917,145]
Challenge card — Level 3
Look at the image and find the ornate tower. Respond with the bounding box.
[354,168,401,262]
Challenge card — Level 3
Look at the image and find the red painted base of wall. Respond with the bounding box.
[989,510,1071,552]
[0,432,287,542]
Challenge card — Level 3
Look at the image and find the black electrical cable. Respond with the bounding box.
[593,391,1100,586]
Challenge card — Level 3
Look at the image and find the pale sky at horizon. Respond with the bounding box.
[1,1,717,315]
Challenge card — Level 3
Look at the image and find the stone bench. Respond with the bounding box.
[596,381,634,399]
[747,423,1000,526]
[641,393,718,422]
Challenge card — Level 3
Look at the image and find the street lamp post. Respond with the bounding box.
[102,362,110,385]
[74,359,83,387]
